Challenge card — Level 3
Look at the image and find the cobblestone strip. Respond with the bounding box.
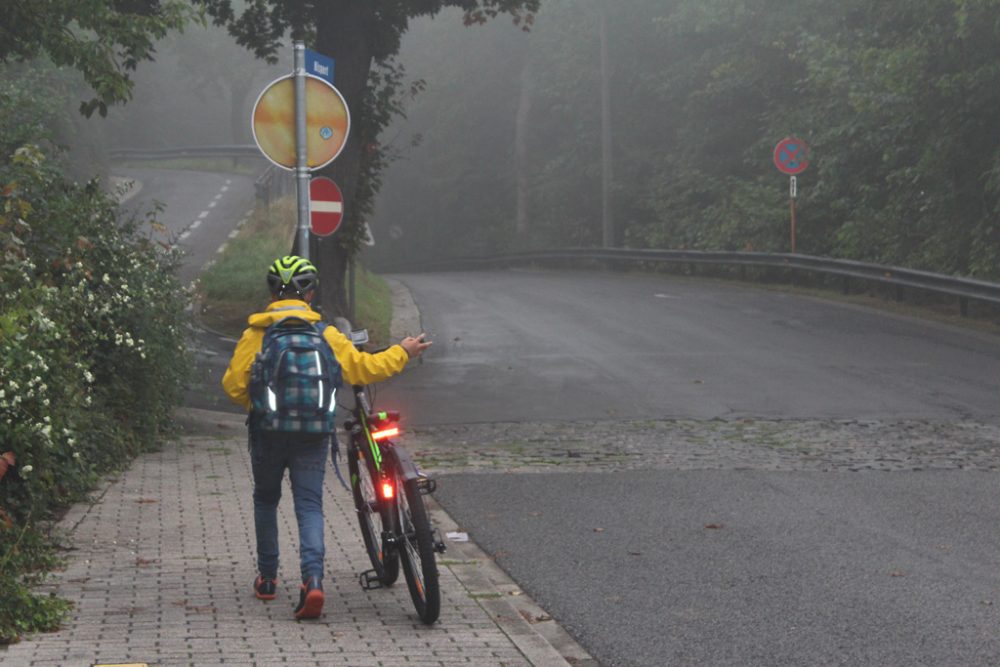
[406,419,1000,475]
[1,409,577,667]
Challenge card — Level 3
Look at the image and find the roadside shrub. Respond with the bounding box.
[0,144,190,643]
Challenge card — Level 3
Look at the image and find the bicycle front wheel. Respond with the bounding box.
[348,440,399,586]
[395,468,440,624]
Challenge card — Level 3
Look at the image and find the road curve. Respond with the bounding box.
[377,269,1000,425]
[116,167,257,285]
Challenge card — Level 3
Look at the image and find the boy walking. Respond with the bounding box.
[222,256,430,619]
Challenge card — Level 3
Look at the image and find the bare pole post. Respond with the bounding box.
[294,41,310,259]
[599,0,615,248]
[790,175,798,254]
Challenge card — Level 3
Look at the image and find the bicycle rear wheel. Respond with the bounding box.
[394,467,440,624]
[348,440,399,586]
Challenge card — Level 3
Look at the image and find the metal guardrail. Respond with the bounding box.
[254,164,295,209]
[391,248,1000,316]
[108,145,262,160]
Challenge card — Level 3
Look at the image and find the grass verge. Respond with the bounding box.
[197,197,393,345]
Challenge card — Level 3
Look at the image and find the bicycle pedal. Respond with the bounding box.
[432,528,447,554]
[417,475,437,495]
[359,569,383,590]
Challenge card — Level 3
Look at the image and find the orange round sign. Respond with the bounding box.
[251,74,350,171]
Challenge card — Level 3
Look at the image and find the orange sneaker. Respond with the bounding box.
[254,575,277,600]
[294,576,324,619]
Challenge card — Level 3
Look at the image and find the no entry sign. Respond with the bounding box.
[773,137,810,175]
[309,177,343,237]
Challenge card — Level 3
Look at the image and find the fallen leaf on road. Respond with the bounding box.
[704,524,724,530]
[593,527,605,533]
[889,570,905,577]
[519,609,552,623]
[628,551,642,556]
[135,498,158,504]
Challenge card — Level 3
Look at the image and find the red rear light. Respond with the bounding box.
[371,426,399,441]
[381,482,394,499]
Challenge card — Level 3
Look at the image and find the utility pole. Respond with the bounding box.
[598,0,615,248]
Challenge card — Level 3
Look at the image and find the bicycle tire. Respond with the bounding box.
[348,439,399,586]
[395,466,440,624]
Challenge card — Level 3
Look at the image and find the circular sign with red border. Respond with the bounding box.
[309,176,344,237]
[773,137,810,175]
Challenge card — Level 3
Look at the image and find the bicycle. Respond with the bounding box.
[341,328,445,625]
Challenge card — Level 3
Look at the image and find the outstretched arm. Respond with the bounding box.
[400,334,432,359]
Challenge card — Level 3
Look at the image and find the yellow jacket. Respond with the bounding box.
[221,299,409,411]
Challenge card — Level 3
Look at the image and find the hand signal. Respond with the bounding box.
[401,333,432,359]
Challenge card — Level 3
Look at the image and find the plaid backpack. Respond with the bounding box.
[249,317,342,434]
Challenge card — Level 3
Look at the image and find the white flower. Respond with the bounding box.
[21,465,33,475]
[72,452,81,460]
[102,273,111,284]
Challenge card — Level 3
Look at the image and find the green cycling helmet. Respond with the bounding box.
[267,255,318,298]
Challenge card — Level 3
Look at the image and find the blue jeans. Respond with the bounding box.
[249,431,329,582]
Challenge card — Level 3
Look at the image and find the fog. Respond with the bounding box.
[54,0,1000,280]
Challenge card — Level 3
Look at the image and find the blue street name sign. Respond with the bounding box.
[305,49,335,84]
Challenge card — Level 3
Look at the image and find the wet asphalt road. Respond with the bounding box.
[118,167,257,286]
[436,470,1000,666]
[376,270,1000,666]
[374,270,1000,425]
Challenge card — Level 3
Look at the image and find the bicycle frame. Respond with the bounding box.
[342,331,443,624]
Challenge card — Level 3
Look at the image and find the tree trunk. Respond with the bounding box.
[514,57,532,241]
[230,77,253,145]
[313,2,377,321]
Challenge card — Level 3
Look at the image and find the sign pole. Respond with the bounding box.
[790,175,798,254]
[773,138,808,255]
[294,42,310,260]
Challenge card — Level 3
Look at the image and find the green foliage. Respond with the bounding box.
[0,134,190,642]
[0,0,196,117]
[372,0,1000,281]
[355,267,393,347]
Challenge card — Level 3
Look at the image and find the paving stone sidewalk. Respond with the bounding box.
[0,409,590,667]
